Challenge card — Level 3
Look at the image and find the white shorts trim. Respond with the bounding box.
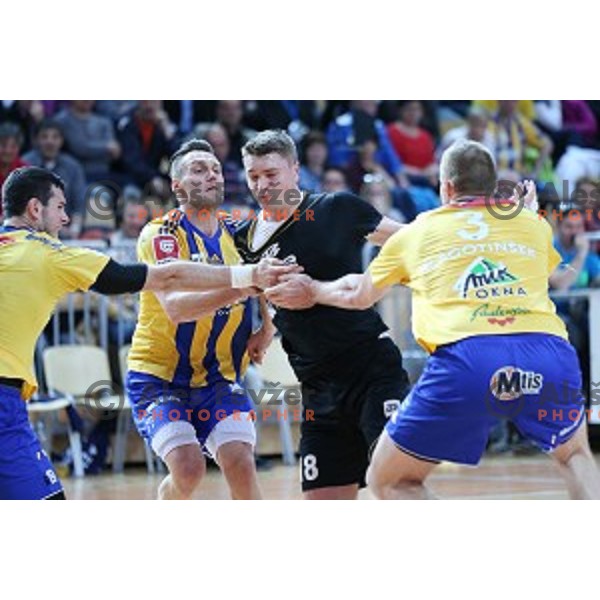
[205,413,256,461]
[150,421,199,461]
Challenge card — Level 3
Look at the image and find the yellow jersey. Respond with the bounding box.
[369,201,568,353]
[0,226,109,399]
[128,212,252,386]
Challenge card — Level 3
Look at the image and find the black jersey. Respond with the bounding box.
[234,191,389,380]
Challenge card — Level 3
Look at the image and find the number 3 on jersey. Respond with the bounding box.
[302,454,319,482]
[455,211,489,241]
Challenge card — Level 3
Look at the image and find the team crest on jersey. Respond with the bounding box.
[153,234,180,263]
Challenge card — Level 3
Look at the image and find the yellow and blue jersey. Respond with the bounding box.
[128,211,252,387]
[0,225,109,399]
[368,200,568,354]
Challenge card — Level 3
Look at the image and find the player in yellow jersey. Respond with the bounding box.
[268,140,600,499]
[0,166,296,500]
[126,139,274,500]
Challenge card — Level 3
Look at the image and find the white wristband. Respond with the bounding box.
[230,265,255,288]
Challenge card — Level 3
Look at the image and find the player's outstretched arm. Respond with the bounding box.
[90,258,300,296]
[266,272,388,311]
[144,258,301,293]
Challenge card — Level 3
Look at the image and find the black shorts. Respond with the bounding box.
[299,337,410,491]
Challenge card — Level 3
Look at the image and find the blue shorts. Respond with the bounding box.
[386,333,586,465]
[0,385,63,500]
[126,371,254,453]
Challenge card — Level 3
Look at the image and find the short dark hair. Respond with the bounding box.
[242,129,297,162]
[2,166,65,217]
[440,140,497,196]
[34,118,64,138]
[169,138,215,178]
[0,122,24,146]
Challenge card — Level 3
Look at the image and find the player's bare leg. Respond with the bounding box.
[218,441,262,499]
[159,443,206,500]
[366,431,438,499]
[551,420,600,499]
[304,485,359,500]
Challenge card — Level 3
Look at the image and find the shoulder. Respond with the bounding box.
[139,210,185,243]
[317,191,361,208]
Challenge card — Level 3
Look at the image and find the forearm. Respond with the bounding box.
[162,289,245,323]
[145,262,248,293]
[313,274,371,310]
[258,294,276,332]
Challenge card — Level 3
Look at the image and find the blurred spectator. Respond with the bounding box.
[322,167,350,194]
[346,136,397,193]
[550,214,600,392]
[387,101,438,187]
[360,176,405,223]
[299,131,328,193]
[215,101,256,166]
[116,100,177,201]
[569,177,600,256]
[562,101,598,147]
[554,102,600,192]
[474,100,536,121]
[55,101,122,182]
[22,119,87,239]
[201,124,252,208]
[110,195,149,248]
[488,100,552,180]
[96,100,138,122]
[439,106,496,155]
[164,101,217,136]
[556,147,600,194]
[327,100,409,188]
[437,100,471,123]
[0,123,28,210]
[0,100,45,152]
[535,100,563,134]
[245,101,321,141]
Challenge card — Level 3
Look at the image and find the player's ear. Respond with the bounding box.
[26,197,44,219]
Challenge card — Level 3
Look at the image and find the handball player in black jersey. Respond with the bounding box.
[236,130,410,499]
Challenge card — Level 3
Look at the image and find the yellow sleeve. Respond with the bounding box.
[137,221,187,265]
[368,227,411,288]
[48,243,110,294]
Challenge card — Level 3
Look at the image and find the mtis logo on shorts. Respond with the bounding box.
[489,366,544,400]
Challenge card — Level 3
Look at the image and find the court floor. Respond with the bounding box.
[62,453,596,499]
